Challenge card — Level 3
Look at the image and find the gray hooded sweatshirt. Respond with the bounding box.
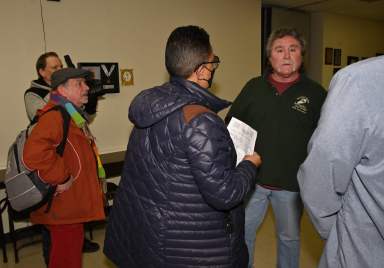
[298,55,384,268]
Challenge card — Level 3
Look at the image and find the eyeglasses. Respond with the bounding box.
[197,55,221,72]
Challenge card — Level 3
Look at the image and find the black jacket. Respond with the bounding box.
[226,74,326,191]
[103,77,258,267]
[24,79,51,121]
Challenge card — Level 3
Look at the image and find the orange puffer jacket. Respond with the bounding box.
[23,102,105,225]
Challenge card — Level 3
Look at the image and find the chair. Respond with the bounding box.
[0,196,8,263]
[105,181,118,214]
[6,202,42,263]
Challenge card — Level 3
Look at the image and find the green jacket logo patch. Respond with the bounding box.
[292,96,309,114]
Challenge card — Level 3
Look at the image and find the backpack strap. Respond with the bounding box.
[52,106,71,156]
[182,104,214,124]
[33,106,70,213]
[32,106,71,157]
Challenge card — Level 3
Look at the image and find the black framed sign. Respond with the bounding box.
[324,47,333,65]
[78,62,120,93]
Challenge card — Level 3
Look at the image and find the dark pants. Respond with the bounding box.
[41,226,50,265]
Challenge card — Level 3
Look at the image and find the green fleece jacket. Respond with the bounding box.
[226,74,326,191]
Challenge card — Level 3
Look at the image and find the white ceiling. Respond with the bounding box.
[262,0,384,21]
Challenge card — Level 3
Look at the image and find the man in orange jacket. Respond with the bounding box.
[23,68,105,268]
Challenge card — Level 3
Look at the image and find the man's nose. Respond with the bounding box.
[283,49,290,59]
[83,82,90,91]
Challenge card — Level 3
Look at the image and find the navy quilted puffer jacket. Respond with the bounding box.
[104,77,258,267]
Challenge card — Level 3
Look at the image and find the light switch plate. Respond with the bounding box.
[121,69,134,86]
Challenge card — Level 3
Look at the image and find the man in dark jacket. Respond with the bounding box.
[225,28,327,268]
[103,25,261,267]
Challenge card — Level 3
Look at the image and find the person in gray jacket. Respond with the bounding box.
[298,55,384,268]
[24,52,63,121]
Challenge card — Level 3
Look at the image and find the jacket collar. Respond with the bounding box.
[170,76,231,113]
[30,78,51,90]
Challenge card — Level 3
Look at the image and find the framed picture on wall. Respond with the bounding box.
[347,56,359,65]
[333,49,341,66]
[78,62,120,93]
[324,47,333,65]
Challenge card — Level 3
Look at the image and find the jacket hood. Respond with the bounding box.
[129,77,231,128]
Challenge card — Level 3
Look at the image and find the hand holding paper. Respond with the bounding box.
[227,117,258,165]
[244,152,262,167]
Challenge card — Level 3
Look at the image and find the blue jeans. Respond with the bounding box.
[245,185,303,268]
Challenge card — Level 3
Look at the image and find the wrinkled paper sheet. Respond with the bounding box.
[227,117,257,165]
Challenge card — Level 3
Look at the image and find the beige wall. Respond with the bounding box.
[315,13,384,88]
[271,7,311,74]
[0,0,262,169]
[0,0,261,232]
[308,12,324,83]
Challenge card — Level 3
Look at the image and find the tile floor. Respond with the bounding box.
[0,208,324,268]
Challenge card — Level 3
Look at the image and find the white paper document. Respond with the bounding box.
[227,117,257,165]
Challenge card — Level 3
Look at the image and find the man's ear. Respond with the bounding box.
[38,68,45,78]
[195,65,205,78]
[56,85,67,97]
[186,68,199,83]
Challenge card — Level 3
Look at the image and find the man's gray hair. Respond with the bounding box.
[266,28,306,58]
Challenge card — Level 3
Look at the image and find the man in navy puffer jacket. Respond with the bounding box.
[103,25,261,268]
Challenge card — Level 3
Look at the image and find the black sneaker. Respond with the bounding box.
[83,238,100,253]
